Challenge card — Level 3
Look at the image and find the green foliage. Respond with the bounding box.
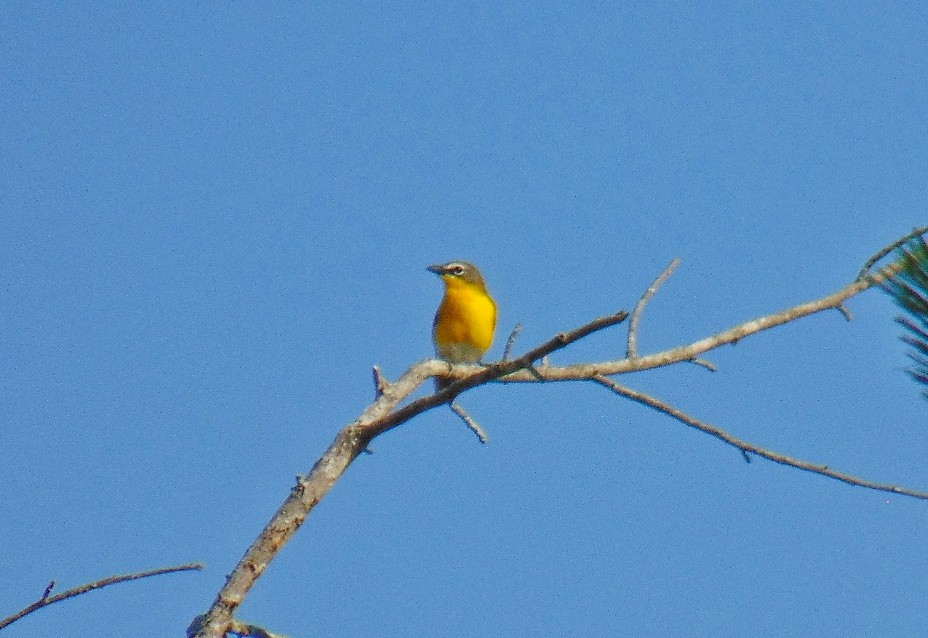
[881,234,928,398]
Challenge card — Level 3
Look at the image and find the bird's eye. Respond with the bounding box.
[450,265,465,275]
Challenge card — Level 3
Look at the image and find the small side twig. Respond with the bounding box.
[372,365,388,398]
[627,258,681,358]
[502,323,523,361]
[449,401,489,443]
[591,375,928,500]
[688,358,717,372]
[1,563,204,631]
[836,304,854,321]
[858,225,928,280]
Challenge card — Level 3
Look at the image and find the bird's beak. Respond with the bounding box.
[427,264,445,275]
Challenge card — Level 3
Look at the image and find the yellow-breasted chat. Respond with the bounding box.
[428,261,497,387]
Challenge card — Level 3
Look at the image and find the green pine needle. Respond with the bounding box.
[881,233,928,398]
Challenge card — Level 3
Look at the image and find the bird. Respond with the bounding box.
[428,261,497,388]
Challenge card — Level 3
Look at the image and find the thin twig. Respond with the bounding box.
[858,225,928,279]
[372,365,388,398]
[591,375,928,500]
[689,358,717,372]
[627,258,681,358]
[449,401,489,443]
[837,304,854,321]
[503,323,523,361]
[1,563,203,631]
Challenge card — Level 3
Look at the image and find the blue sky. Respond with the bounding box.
[2,3,926,637]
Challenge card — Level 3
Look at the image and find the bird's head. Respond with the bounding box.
[427,261,488,289]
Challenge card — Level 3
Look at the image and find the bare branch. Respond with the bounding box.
[496,263,902,384]
[591,376,928,500]
[0,563,203,631]
[858,225,928,279]
[192,234,919,637]
[450,401,489,443]
[627,258,681,358]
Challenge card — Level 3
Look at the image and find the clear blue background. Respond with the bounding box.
[2,3,926,637]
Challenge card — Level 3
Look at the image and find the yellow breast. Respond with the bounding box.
[432,278,497,363]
